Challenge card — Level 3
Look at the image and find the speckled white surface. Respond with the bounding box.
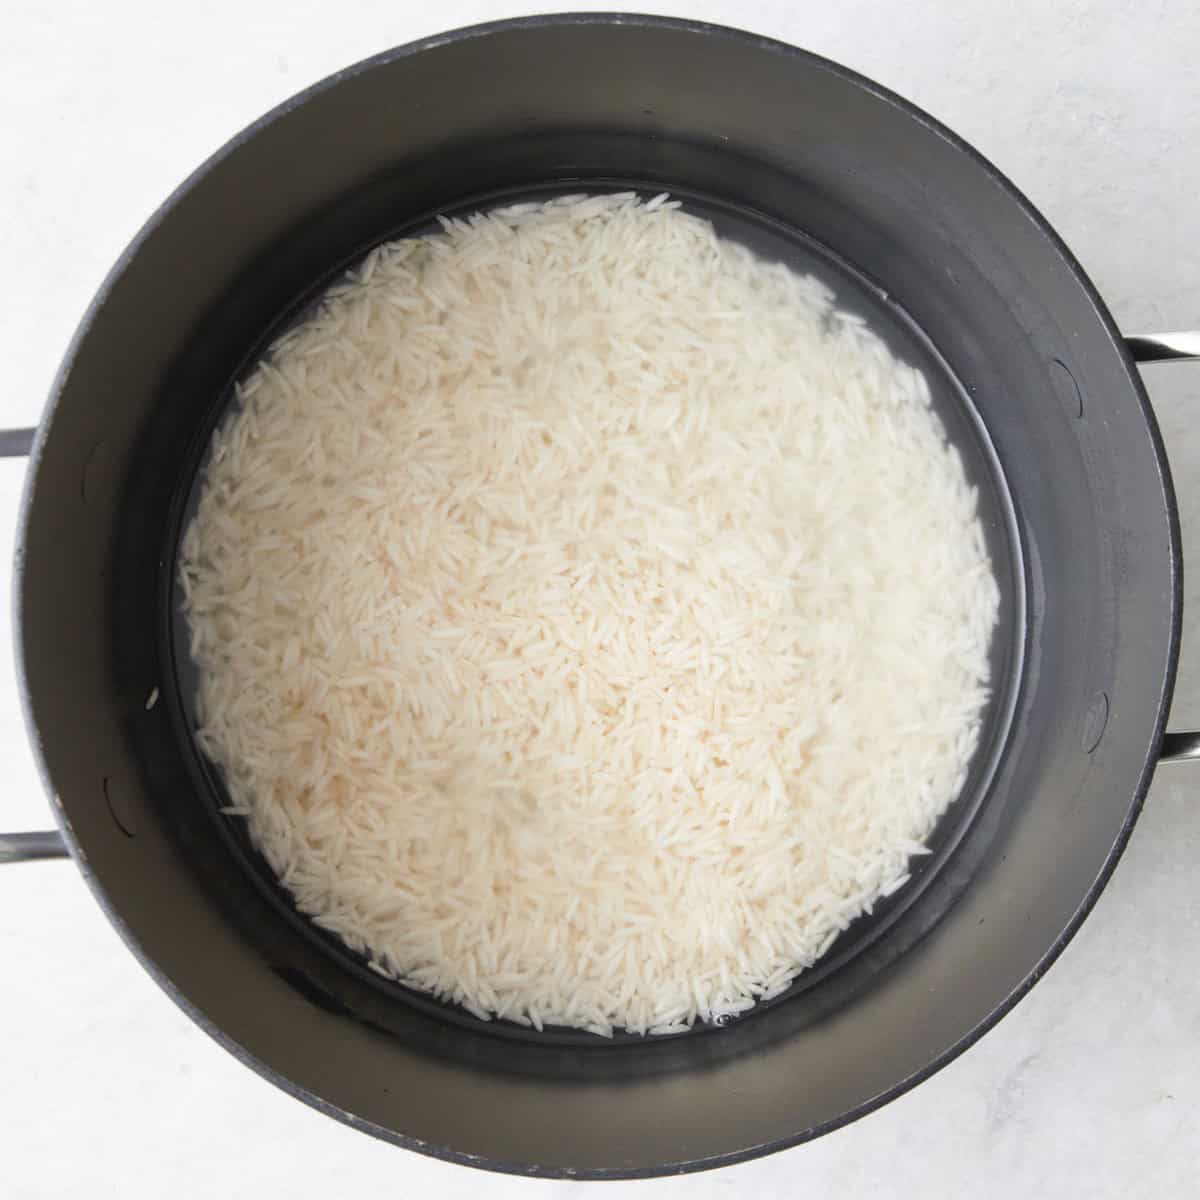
[2,2,1199,1196]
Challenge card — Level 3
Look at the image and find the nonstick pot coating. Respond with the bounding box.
[17,16,1178,1175]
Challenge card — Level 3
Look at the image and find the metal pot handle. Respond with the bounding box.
[1126,332,1200,364]
[0,334,1194,858]
[0,427,69,863]
[1128,333,1200,762]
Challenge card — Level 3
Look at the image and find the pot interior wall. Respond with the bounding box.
[18,17,1176,1175]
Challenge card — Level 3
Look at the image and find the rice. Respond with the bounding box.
[179,193,1000,1036]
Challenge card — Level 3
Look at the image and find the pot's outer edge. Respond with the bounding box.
[12,12,1182,1178]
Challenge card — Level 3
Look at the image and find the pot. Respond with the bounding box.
[2,14,1197,1178]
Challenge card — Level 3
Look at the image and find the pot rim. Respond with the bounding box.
[16,11,1182,1179]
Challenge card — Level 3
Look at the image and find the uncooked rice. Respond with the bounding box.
[179,193,1000,1036]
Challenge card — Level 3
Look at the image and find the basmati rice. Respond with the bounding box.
[180,193,1000,1036]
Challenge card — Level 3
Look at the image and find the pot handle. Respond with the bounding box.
[0,426,69,863]
[0,334,1195,848]
[1126,332,1200,364]
[1128,333,1200,763]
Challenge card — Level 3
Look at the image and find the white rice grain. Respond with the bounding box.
[180,193,999,1036]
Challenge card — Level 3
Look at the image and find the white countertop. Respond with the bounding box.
[3,2,1199,1195]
